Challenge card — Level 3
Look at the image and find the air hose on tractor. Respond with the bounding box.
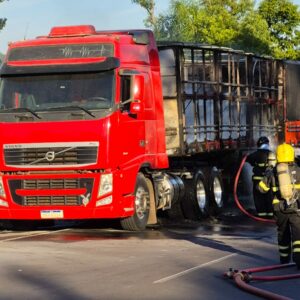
[233,153,275,224]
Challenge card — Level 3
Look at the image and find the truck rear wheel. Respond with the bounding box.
[182,170,209,220]
[209,167,224,215]
[120,173,150,231]
[166,174,185,220]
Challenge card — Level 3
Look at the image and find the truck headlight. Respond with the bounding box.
[0,177,6,198]
[98,173,113,197]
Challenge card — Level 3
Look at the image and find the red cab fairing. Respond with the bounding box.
[0,27,168,220]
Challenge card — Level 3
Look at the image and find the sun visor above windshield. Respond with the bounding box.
[8,44,114,61]
[0,57,120,76]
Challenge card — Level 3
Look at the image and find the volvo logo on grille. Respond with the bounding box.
[27,147,76,165]
[45,151,55,162]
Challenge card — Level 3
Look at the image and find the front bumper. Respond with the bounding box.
[0,172,134,220]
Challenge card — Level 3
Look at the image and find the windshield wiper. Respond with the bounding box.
[1,107,42,119]
[40,106,96,118]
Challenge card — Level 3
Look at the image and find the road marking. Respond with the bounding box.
[153,253,237,284]
[0,228,70,242]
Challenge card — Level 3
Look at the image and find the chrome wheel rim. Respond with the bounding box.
[196,179,207,212]
[135,186,149,220]
[213,177,223,208]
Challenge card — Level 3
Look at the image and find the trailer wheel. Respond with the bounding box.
[182,170,209,220]
[120,173,150,231]
[209,167,224,215]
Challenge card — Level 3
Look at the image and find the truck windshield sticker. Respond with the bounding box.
[8,44,114,61]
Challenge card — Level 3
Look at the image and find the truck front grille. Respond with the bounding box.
[24,196,79,206]
[8,178,94,206]
[4,142,98,167]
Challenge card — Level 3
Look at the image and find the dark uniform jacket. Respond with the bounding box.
[259,163,300,266]
[247,149,272,181]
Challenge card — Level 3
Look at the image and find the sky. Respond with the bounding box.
[0,0,299,54]
[0,0,170,53]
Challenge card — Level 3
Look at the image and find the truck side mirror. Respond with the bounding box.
[119,70,144,115]
[129,100,143,114]
[129,75,144,115]
[131,74,144,102]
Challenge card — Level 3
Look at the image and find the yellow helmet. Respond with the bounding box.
[276,143,295,163]
[267,152,277,167]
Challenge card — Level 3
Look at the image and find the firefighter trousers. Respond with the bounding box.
[252,180,273,217]
[273,203,300,267]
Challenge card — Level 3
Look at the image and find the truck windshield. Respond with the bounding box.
[0,70,114,115]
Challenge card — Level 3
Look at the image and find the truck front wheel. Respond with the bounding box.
[120,173,150,231]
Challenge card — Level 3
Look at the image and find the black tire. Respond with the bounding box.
[182,170,209,220]
[166,174,185,220]
[167,199,185,220]
[120,173,150,231]
[209,167,225,215]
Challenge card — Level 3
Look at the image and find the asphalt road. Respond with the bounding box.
[0,213,299,300]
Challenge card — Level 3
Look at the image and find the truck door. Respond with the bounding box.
[118,72,146,166]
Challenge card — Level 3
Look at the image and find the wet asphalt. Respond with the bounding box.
[0,207,299,299]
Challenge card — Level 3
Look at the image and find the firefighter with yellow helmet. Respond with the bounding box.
[259,143,300,268]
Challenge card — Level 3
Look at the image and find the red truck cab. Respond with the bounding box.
[0,25,167,230]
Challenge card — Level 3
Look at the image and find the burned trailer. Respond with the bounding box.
[0,27,287,229]
[157,42,284,218]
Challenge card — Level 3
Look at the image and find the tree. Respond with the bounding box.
[0,0,6,31]
[234,11,272,54]
[259,0,300,59]
[132,0,300,58]
[133,0,272,52]
[154,0,272,54]
[131,0,156,28]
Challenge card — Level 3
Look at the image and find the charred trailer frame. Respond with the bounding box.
[158,42,284,158]
[154,43,284,219]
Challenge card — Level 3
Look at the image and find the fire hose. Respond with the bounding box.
[226,155,300,299]
[224,263,300,300]
[234,154,275,224]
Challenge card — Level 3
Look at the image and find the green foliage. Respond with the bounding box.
[234,11,271,54]
[0,0,7,32]
[153,0,273,54]
[131,0,155,28]
[132,0,300,59]
[259,0,300,59]
[156,0,236,44]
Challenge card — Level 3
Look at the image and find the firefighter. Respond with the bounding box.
[247,136,274,218]
[259,143,300,268]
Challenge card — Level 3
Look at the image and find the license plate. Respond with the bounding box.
[41,210,64,219]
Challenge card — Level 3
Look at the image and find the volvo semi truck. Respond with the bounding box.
[0,25,291,230]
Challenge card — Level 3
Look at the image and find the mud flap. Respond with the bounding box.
[145,177,157,225]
